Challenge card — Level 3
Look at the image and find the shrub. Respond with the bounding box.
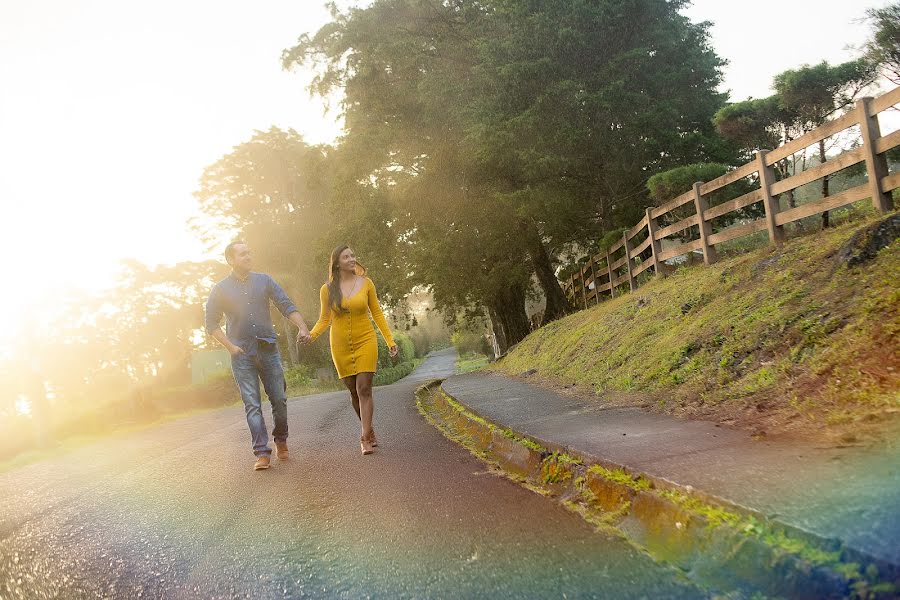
[377,331,415,368]
[451,329,491,357]
[284,364,316,388]
[374,360,419,386]
[647,163,730,202]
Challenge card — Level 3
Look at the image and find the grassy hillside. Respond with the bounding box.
[494,215,900,443]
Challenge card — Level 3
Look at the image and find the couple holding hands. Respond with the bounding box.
[205,242,398,470]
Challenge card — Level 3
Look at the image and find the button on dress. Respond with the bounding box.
[309,277,396,378]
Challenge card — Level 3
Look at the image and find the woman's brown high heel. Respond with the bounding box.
[370,429,378,447]
[360,436,375,455]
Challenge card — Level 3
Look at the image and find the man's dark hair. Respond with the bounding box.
[224,240,247,263]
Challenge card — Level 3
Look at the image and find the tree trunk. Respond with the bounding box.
[819,139,830,229]
[487,283,531,355]
[778,159,796,209]
[520,219,571,325]
[283,317,299,366]
[487,305,508,358]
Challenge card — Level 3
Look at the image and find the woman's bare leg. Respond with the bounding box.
[341,375,361,419]
[356,372,375,440]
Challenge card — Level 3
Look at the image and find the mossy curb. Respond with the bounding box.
[416,380,898,600]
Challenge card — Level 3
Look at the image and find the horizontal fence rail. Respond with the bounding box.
[563,91,899,309]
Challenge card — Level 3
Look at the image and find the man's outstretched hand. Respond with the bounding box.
[296,329,312,345]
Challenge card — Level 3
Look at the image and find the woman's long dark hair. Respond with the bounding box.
[327,244,367,313]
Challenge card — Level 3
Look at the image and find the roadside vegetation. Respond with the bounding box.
[494,215,900,442]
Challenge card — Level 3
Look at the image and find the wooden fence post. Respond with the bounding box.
[623,232,636,291]
[606,252,615,299]
[580,267,587,308]
[587,257,597,306]
[645,207,663,277]
[757,149,784,245]
[692,181,717,265]
[858,96,894,214]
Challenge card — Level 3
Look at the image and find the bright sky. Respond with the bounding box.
[0,0,893,348]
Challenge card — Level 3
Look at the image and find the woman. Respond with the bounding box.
[304,245,398,455]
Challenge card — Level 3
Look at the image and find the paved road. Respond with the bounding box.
[444,372,900,569]
[0,349,703,598]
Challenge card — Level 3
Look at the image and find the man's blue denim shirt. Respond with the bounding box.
[205,272,298,355]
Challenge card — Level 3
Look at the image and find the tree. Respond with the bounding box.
[193,127,334,365]
[465,0,730,318]
[714,96,808,209]
[714,96,792,160]
[284,0,730,340]
[866,2,900,84]
[773,60,877,227]
[716,60,877,225]
[0,257,227,447]
[284,0,538,349]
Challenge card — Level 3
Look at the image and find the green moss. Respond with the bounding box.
[760,527,848,574]
[660,489,741,528]
[556,452,583,465]
[433,388,547,454]
[520,437,545,453]
[540,452,583,484]
[588,465,652,491]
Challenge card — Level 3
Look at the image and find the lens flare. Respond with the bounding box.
[15,394,32,417]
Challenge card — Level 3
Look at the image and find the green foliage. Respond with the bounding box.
[404,305,451,357]
[373,359,421,386]
[647,163,730,203]
[647,163,760,232]
[866,3,900,84]
[285,0,731,348]
[773,59,877,129]
[597,228,628,253]
[713,96,787,156]
[284,364,316,389]
[376,331,415,369]
[451,329,492,358]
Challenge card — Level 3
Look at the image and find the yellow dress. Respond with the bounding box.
[309,277,396,378]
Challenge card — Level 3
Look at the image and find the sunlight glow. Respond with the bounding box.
[0,0,343,352]
[15,395,32,417]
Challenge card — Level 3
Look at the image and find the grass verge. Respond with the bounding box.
[456,352,491,374]
[494,214,900,441]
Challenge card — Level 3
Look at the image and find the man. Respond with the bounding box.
[205,241,311,471]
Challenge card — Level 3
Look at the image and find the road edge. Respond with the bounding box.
[415,379,898,600]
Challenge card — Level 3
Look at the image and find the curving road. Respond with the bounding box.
[0,349,703,598]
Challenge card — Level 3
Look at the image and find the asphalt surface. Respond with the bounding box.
[0,349,704,599]
[444,371,900,568]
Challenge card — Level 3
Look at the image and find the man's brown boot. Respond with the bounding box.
[275,441,289,461]
[254,455,271,470]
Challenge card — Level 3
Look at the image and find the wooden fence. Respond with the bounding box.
[563,89,900,309]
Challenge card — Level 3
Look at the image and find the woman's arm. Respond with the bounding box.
[308,285,332,342]
[366,279,396,349]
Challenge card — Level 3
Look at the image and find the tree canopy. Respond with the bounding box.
[283,0,730,347]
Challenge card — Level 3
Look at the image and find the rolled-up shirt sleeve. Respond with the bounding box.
[267,276,298,318]
[205,285,224,335]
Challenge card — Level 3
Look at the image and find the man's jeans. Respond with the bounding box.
[230,341,288,457]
